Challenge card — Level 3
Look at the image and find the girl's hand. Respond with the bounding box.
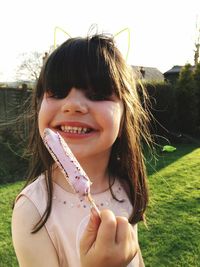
[80,209,138,267]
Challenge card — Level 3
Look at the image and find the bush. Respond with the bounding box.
[144,82,178,141]
[193,63,200,130]
[0,128,28,184]
[175,64,198,134]
[143,63,200,140]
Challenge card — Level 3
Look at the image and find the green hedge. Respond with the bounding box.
[144,68,200,141]
[0,128,28,184]
[145,82,177,134]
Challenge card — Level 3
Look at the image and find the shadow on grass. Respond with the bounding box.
[145,142,199,176]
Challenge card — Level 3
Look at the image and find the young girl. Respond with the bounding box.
[12,33,151,267]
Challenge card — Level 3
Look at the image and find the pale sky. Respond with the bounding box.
[0,0,200,81]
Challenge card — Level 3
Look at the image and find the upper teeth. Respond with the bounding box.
[61,126,89,133]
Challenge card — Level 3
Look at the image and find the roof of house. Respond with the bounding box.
[132,66,164,82]
[164,65,182,74]
[164,65,195,75]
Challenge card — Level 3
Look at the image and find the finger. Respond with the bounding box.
[127,224,139,259]
[115,216,129,244]
[116,218,138,262]
[96,209,117,247]
[79,208,101,255]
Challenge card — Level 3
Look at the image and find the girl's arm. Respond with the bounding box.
[133,224,145,267]
[138,247,145,267]
[12,196,61,267]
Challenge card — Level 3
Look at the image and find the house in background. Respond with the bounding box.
[163,65,182,83]
[164,65,196,83]
[132,66,164,82]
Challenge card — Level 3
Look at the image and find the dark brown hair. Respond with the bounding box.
[25,34,152,233]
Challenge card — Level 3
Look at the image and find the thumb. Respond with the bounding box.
[79,208,101,255]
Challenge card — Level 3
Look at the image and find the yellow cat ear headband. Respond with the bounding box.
[53,26,131,61]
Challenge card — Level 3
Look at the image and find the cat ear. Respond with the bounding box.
[114,28,131,61]
[53,26,131,61]
[54,26,72,49]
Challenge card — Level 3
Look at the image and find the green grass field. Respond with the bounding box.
[140,143,200,266]
[0,143,199,267]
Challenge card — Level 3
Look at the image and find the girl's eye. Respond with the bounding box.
[87,93,110,101]
[46,91,67,99]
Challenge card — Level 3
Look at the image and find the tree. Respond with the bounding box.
[15,47,53,82]
[16,51,44,81]
[194,18,200,66]
[193,62,200,128]
[175,64,198,134]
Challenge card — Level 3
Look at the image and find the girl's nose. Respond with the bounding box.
[61,88,88,114]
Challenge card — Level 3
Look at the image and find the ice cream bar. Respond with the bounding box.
[43,128,100,214]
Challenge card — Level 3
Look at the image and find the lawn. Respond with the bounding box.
[0,181,24,267]
[0,143,199,267]
[140,143,200,267]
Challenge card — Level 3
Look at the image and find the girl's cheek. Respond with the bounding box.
[38,99,51,137]
[40,97,58,113]
[38,109,45,137]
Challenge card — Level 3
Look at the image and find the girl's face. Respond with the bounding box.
[38,88,124,162]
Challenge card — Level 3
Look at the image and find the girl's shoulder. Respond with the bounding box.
[14,174,47,216]
[12,179,60,267]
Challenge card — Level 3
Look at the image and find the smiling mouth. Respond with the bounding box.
[60,125,93,134]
